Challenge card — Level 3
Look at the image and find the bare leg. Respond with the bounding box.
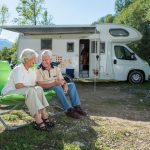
[41,108,49,119]
[34,111,43,124]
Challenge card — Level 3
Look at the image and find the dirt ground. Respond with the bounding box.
[75,82,150,149]
[76,82,150,121]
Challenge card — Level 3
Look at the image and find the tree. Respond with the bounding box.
[0,43,17,64]
[105,14,115,23]
[114,0,150,64]
[40,10,53,25]
[98,17,105,23]
[98,14,115,23]
[0,5,9,25]
[115,0,133,14]
[15,0,52,25]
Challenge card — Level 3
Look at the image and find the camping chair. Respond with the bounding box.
[0,61,56,130]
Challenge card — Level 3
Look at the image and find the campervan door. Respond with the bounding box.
[89,39,100,79]
[89,39,112,80]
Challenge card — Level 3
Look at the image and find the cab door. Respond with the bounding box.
[112,44,138,80]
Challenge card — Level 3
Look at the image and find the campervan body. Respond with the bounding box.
[1,24,150,84]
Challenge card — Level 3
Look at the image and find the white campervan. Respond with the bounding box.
[2,24,150,84]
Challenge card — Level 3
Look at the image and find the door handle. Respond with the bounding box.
[114,59,117,64]
[96,55,99,60]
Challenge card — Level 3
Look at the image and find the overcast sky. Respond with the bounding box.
[0,0,115,41]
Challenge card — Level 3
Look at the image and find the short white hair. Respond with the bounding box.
[20,48,38,63]
[41,49,53,59]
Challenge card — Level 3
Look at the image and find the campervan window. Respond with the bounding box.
[114,45,135,60]
[67,42,74,52]
[109,28,129,37]
[91,41,97,53]
[41,39,52,50]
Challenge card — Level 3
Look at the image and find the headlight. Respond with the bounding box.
[144,61,149,65]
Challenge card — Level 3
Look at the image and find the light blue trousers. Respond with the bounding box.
[49,82,81,111]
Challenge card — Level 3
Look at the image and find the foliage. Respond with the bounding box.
[115,0,133,14]
[0,42,17,64]
[14,0,53,25]
[40,10,53,25]
[0,5,9,25]
[114,0,150,64]
[98,14,115,23]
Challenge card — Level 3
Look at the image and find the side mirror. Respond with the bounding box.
[131,53,136,60]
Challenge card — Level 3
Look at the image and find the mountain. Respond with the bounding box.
[0,39,13,50]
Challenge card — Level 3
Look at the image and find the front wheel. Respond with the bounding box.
[128,71,144,84]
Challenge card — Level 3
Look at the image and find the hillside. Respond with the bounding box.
[0,39,13,50]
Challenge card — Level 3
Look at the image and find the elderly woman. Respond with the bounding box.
[1,48,54,131]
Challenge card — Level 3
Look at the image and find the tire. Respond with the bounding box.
[128,71,144,84]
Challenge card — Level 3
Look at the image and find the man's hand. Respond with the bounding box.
[63,83,68,93]
[55,78,65,86]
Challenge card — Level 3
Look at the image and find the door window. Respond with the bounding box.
[100,42,105,53]
[91,41,97,53]
[114,45,135,60]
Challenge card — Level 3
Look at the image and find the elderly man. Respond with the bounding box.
[2,48,54,131]
[36,50,86,119]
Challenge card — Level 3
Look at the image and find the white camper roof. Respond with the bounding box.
[1,25,97,35]
[1,24,142,43]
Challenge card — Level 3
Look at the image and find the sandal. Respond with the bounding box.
[42,118,55,128]
[33,121,50,131]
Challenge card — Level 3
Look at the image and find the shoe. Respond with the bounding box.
[33,121,51,131]
[42,118,55,128]
[74,106,87,116]
[66,108,81,119]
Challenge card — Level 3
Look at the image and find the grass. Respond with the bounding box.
[0,82,150,150]
[1,111,150,150]
[0,115,99,150]
[1,116,134,150]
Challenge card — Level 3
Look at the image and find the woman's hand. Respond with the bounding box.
[15,83,26,89]
[15,83,35,89]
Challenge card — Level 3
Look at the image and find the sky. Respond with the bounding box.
[0,0,115,42]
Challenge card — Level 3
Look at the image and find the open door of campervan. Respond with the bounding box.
[89,39,108,79]
[112,43,139,81]
[89,40,100,79]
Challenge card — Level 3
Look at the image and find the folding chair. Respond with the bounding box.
[0,61,56,130]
